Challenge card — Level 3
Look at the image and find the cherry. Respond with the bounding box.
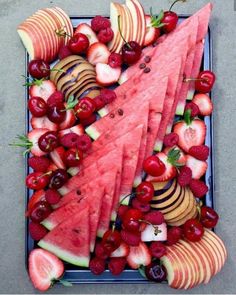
[64,148,83,167]
[68,33,89,54]
[143,155,166,177]
[47,102,66,124]
[28,59,50,79]
[195,71,216,93]
[166,226,183,245]
[122,208,143,232]
[102,229,121,254]
[162,11,178,33]
[95,242,109,259]
[145,263,167,282]
[136,181,154,204]
[74,97,96,120]
[38,131,59,153]
[29,201,52,223]
[200,206,219,228]
[49,169,69,189]
[28,96,48,117]
[131,198,151,213]
[183,218,204,242]
[26,172,50,190]
[149,241,167,258]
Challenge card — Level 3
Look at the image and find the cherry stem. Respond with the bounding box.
[169,0,186,12]
[139,219,162,236]
[117,15,132,50]
[196,200,203,220]
[55,29,72,38]
[184,77,208,83]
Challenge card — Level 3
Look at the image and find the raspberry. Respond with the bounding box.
[117,205,129,219]
[188,145,210,161]
[131,198,151,213]
[47,91,64,107]
[177,166,192,187]
[93,95,106,111]
[95,242,109,259]
[91,16,111,32]
[76,134,92,152]
[58,45,72,60]
[89,257,106,275]
[60,133,80,148]
[45,189,61,205]
[166,226,183,246]
[120,229,141,246]
[185,102,200,118]
[163,132,179,147]
[149,241,166,258]
[29,222,48,241]
[189,179,208,198]
[144,211,164,225]
[108,257,126,275]
[28,156,50,172]
[100,88,117,104]
[97,28,114,44]
[80,113,97,127]
[108,53,123,68]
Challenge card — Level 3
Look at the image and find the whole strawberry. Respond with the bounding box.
[177,166,192,186]
[189,145,210,161]
[189,179,208,198]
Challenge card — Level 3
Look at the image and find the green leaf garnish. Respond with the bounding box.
[167,147,184,167]
[150,8,165,29]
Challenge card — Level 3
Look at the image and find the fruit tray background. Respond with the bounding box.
[25,15,214,284]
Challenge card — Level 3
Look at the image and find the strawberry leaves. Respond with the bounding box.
[149,8,166,29]
[167,147,184,168]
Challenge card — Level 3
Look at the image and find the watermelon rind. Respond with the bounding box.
[67,166,79,176]
[38,240,89,267]
[41,220,54,231]
[187,89,195,100]
[97,107,109,117]
[154,140,163,152]
[133,175,143,188]
[85,125,101,140]
[176,102,185,115]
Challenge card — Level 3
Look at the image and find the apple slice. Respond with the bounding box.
[205,229,227,261]
[55,7,74,41]
[122,4,133,42]
[108,2,120,52]
[198,239,216,283]
[50,8,69,45]
[125,0,139,43]
[202,235,222,275]
[132,0,146,46]
[17,25,38,60]
[75,23,98,46]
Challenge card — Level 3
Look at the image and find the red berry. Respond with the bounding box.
[74,97,96,120]
[64,148,83,167]
[108,53,123,68]
[131,198,151,213]
[26,172,50,190]
[200,206,219,228]
[120,229,141,246]
[136,181,154,204]
[166,226,183,246]
[49,169,68,190]
[47,91,64,107]
[89,257,106,275]
[117,205,129,219]
[189,179,208,198]
[97,27,114,43]
[95,242,109,259]
[188,145,210,161]
[144,211,164,225]
[60,133,80,149]
[91,16,111,32]
[177,166,192,187]
[28,156,50,173]
[143,155,166,177]
[108,257,126,275]
[28,96,48,117]
[149,241,166,258]
[122,209,143,232]
[58,45,72,60]
[183,219,204,242]
[26,190,46,216]
[76,134,92,152]
[28,59,50,79]
[162,11,178,33]
[122,41,142,65]
[29,222,48,241]
[45,189,61,205]
[163,132,179,147]
[185,102,200,118]
[80,113,97,127]
[38,131,59,153]
[102,229,121,254]
[93,95,106,111]
[29,201,52,223]
[195,70,216,93]
[100,88,117,104]
[68,33,89,54]
[47,102,66,124]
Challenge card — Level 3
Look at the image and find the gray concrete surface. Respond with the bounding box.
[0,0,235,293]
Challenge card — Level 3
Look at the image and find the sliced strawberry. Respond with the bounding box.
[87,42,110,65]
[49,146,66,169]
[59,109,76,130]
[29,80,56,102]
[58,124,84,139]
[127,242,152,269]
[47,162,59,172]
[29,248,64,291]
[144,15,161,47]
[186,155,208,179]
[110,242,130,258]
[75,23,98,46]
[28,129,49,156]
[163,146,187,166]
[192,93,213,116]
[26,190,46,216]
[96,63,121,86]
[31,116,58,131]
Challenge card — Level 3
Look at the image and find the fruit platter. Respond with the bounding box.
[13,0,227,291]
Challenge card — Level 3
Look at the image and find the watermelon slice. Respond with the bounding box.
[38,206,90,267]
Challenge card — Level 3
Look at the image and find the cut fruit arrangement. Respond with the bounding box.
[13,0,227,291]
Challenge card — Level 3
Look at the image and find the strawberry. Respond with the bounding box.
[45,189,61,205]
[29,222,48,241]
[28,79,56,102]
[186,155,208,179]
[47,91,64,107]
[173,110,206,153]
[144,211,164,225]
[59,97,78,130]
[126,242,152,269]
[189,179,209,198]
[89,257,106,275]
[26,190,46,216]
[188,145,210,161]
[87,42,110,65]
[163,132,179,147]
[144,14,161,47]
[121,229,141,246]
[108,257,126,275]
[28,156,50,172]
[75,23,98,46]
[50,146,66,169]
[110,242,130,258]
[177,166,192,186]
[31,116,58,131]
[58,45,72,60]
[163,146,187,166]
[29,249,64,291]
[58,124,84,139]
[184,102,200,118]
[47,163,58,172]
[97,27,114,44]
[96,63,121,86]
[192,93,213,116]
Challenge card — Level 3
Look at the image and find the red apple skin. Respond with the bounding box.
[201,236,220,275]
[198,239,216,280]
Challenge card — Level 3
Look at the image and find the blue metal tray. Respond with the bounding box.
[25,16,213,284]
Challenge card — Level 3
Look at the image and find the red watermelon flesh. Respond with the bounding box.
[38,206,90,267]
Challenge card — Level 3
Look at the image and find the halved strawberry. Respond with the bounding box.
[126,242,152,269]
[87,42,110,65]
[110,242,130,258]
[47,162,59,172]
[29,248,64,291]
[58,124,84,139]
[96,63,121,86]
[26,190,46,216]
[50,146,66,169]
[185,155,208,179]
[75,23,98,46]
[59,98,77,130]
[192,93,213,116]
[31,116,58,131]
[173,111,206,153]
[29,79,56,102]
[144,15,161,47]
[163,146,187,166]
